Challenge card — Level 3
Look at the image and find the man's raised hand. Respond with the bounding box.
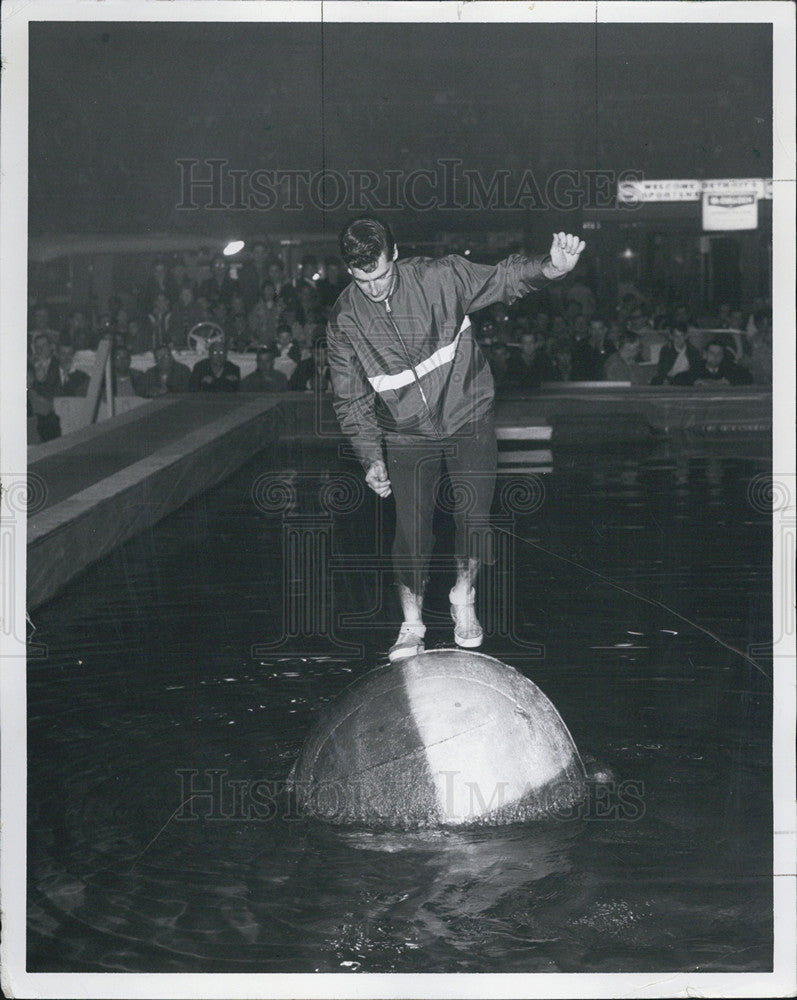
[545,232,586,277]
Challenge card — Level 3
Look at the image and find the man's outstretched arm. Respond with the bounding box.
[442,232,587,313]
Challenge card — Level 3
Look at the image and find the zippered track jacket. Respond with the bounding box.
[326,253,554,466]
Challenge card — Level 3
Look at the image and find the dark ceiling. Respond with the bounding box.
[28,20,772,238]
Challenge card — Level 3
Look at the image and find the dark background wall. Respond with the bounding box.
[28,20,772,238]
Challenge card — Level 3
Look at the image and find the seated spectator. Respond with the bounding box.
[289,338,331,392]
[602,331,649,385]
[238,241,270,310]
[547,316,572,380]
[304,318,328,353]
[199,255,235,307]
[513,331,558,388]
[273,323,302,381]
[228,311,250,351]
[189,339,241,392]
[27,362,61,442]
[745,300,769,335]
[566,279,596,318]
[316,258,349,310]
[111,346,144,397]
[28,306,60,352]
[491,304,513,340]
[589,317,609,353]
[139,344,192,396]
[114,306,131,337]
[475,316,497,347]
[692,341,753,386]
[715,308,752,364]
[147,291,172,351]
[267,257,289,298]
[569,315,600,380]
[111,329,130,352]
[487,342,519,392]
[168,284,204,348]
[170,255,192,297]
[54,344,90,397]
[564,299,583,329]
[278,302,307,345]
[625,303,654,338]
[294,255,318,296]
[532,311,550,339]
[229,291,247,320]
[143,258,176,312]
[634,320,667,364]
[651,322,703,385]
[241,347,289,392]
[297,281,321,319]
[714,302,732,328]
[126,318,149,355]
[194,294,212,324]
[194,253,212,292]
[248,280,280,344]
[30,332,61,397]
[748,312,772,385]
[509,319,531,344]
[605,319,624,355]
[64,308,92,350]
[672,304,697,332]
[617,291,640,327]
[211,300,230,340]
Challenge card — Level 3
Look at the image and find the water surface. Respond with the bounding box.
[27,438,773,973]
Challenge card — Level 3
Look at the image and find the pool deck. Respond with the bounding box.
[27,386,771,610]
[27,395,286,610]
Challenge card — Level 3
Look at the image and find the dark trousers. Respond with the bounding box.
[384,413,497,594]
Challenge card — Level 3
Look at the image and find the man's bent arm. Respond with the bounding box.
[326,322,383,467]
[441,252,563,314]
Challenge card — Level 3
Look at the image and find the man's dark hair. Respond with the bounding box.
[705,339,725,352]
[621,330,640,346]
[276,322,293,337]
[339,216,396,272]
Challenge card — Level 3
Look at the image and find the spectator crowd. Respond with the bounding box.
[27,243,347,440]
[471,284,772,393]
[27,240,772,443]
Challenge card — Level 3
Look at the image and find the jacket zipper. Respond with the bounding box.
[384,299,442,438]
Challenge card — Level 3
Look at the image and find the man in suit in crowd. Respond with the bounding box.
[241,346,289,392]
[54,344,90,397]
[189,339,241,392]
[139,344,192,397]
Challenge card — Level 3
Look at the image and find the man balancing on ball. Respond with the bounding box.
[326,216,585,661]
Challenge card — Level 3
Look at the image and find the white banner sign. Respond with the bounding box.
[618,177,772,204]
[702,191,759,231]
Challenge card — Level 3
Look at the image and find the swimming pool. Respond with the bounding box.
[26,437,773,973]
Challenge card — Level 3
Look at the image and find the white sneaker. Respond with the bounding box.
[388,622,426,662]
[449,587,483,648]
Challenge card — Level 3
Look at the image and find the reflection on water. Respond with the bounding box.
[27,441,772,972]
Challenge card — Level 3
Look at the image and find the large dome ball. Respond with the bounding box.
[289,649,587,829]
